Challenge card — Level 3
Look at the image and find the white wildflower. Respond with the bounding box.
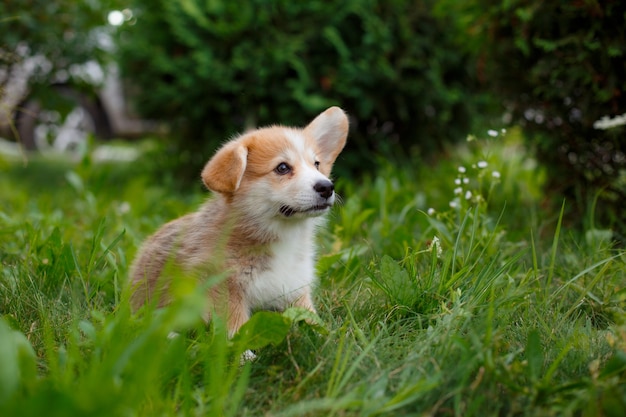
[429,236,443,258]
[492,171,501,179]
[454,178,462,185]
[458,166,466,173]
[463,177,469,184]
[449,199,460,209]
[454,187,463,195]
[487,129,498,137]
[477,160,488,169]
[117,201,131,215]
[593,113,626,130]
[427,207,436,216]
[465,190,473,200]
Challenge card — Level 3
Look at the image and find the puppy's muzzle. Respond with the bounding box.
[278,179,335,218]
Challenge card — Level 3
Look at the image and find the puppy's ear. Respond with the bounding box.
[304,106,348,168]
[201,141,248,194]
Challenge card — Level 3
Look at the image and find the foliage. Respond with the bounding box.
[0,0,121,89]
[436,0,626,236]
[0,0,125,150]
[1,133,625,415]
[115,0,484,174]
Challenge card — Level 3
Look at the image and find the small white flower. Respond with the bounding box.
[465,190,473,200]
[429,236,443,258]
[449,199,460,209]
[463,178,469,184]
[458,166,466,173]
[427,207,436,216]
[501,128,507,135]
[593,113,626,130]
[117,201,131,214]
[454,178,462,185]
[492,171,501,179]
[454,187,463,195]
[487,129,498,137]
[477,161,488,169]
[241,349,257,363]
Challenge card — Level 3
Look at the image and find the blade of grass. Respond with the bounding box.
[546,200,566,295]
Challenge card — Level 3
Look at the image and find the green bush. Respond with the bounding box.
[438,0,626,235]
[0,0,120,101]
[0,0,124,149]
[0,0,120,82]
[115,0,484,174]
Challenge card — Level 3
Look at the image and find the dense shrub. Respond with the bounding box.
[115,0,484,174]
[438,0,626,235]
[0,0,120,83]
[0,0,123,147]
[0,1,123,101]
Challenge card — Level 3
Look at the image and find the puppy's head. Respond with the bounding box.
[201,107,348,221]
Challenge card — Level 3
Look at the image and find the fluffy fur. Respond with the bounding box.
[129,107,348,336]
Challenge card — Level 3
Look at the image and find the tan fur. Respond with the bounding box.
[129,107,348,336]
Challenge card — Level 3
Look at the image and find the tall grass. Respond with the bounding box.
[1,132,625,416]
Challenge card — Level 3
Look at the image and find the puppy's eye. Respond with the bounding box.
[274,162,291,175]
[314,161,320,170]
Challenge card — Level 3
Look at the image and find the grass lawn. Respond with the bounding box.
[1,131,625,416]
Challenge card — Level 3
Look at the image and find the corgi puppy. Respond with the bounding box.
[129,107,348,337]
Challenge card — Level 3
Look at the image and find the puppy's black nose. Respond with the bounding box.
[314,180,334,199]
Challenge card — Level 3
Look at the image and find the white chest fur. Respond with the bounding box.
[244,221,317,309]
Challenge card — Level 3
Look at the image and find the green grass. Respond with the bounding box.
[1,132,625,416]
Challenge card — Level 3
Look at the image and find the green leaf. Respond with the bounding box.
[65,171,84,194]
[232,311,291,351]
[373,255,418,309]
[316,252,343,276]
[283,307,328,335]
[526,329,543,382]
[600,350,626,379]
[0,319,37,404]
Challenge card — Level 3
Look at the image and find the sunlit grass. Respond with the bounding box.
[1,133,625,416]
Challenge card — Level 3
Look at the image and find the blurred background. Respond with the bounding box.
[1,0,624,234]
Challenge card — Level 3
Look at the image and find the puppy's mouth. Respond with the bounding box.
[279,204,331,217]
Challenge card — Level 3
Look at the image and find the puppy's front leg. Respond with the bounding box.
[292,291,317,314]
[226,278,257,362]
[227,293,250,339]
